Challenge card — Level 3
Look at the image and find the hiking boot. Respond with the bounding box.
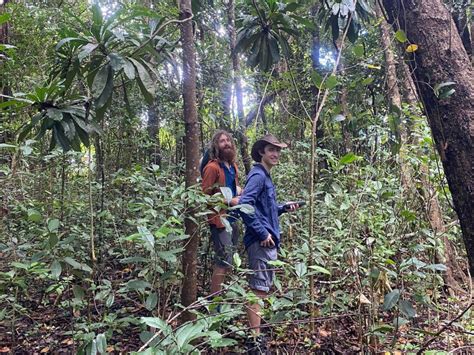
[244,335,269,355]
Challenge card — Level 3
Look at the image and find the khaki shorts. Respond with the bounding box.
[247,241,277,293]
[210,224,239,268]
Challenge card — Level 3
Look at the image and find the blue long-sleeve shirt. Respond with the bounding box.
[239,164,286,249]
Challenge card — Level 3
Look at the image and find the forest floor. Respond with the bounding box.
[1,256,473,353]
[1,304,473,354]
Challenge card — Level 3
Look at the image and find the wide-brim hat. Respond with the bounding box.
[251,134,288,162]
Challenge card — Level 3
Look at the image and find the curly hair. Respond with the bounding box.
[209,130,236,163]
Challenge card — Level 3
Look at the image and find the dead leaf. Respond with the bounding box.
[61,338,74,345]
[319,329,331,337]
[40,347,50,353]
[0,347,10,353]
[106,345,115,352]
[359,293,371,304]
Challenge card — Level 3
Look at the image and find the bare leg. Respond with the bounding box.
[246,290,268,335]
[210,265,228,295]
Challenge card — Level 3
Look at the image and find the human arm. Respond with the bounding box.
[201,163,220,195]
[239,173,270,241]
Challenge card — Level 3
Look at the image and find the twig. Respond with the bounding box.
[416,302,473,354]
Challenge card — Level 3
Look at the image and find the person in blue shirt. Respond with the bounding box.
[239,134,300,352]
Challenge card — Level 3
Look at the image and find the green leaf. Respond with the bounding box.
[73,285,85,300]
[0,13,11,25]
[423,263,447,272]
[324,75,338,89]
[295,262,307,277]
[109,52,125,72]
[156,249,181,263]
[209,337,238,348]
[383,289,400,311]
[399,300,416,318]
[220,186,233,204]
[339,152,361,165]
[96,334,107,354]
[394,30,408,43]
[175,320,207,349]
[27,209,42,223]
[141,317,172,334]
[93,64,114,109]
[106,293,115,307]
[128,58,156,103]
[353,44,364,58]
[362,77,374,85]
[285,3,299,12]
[48,219,60,233]
[145,292,158,310]
[311,71,323,89]
[78,43,99,62]
[433,81,456,98]
[64,257,93,273]
[309,265,331,275]
[138,226,155,252]
[393,317,410,327]
[233,253,241,268]
[126,279,151,290]
[51,260,62,279]
[55,37,88,51]
[0,143,17,149]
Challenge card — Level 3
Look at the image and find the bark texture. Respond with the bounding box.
[383,0,474,275]
[376,3,413,191]
[179,0,201,323]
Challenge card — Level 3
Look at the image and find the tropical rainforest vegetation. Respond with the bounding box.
[0,0,473,353]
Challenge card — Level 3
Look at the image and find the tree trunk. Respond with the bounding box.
[335,39,352,154]
[451,0,472,58]
[383,0,474,276]
[179,0,201,323]
[376,3,414,192]
[147,100,161,166]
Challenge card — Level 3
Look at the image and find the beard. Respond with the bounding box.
[219,146,236,162]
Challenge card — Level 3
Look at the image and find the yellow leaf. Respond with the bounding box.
[366,64,381,70]
[406,44,418,52]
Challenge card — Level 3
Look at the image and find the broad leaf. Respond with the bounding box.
[383,289,400,311]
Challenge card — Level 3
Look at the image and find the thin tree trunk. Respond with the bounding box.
[383,0,474,276]
[376,3,413,192]
[179,0,201,323]
[0,0,11,218]
[147,100,161,166]
[451,0,472,58]
[335,39,352,154]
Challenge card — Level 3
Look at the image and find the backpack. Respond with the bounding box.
[199,147,211,177]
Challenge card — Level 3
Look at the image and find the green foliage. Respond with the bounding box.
[235,0,301,71]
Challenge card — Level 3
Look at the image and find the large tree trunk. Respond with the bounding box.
[226,0,251,174]
[383,0,474,276]
[179,0,201,323]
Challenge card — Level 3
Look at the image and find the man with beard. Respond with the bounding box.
[202,130,242,298]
